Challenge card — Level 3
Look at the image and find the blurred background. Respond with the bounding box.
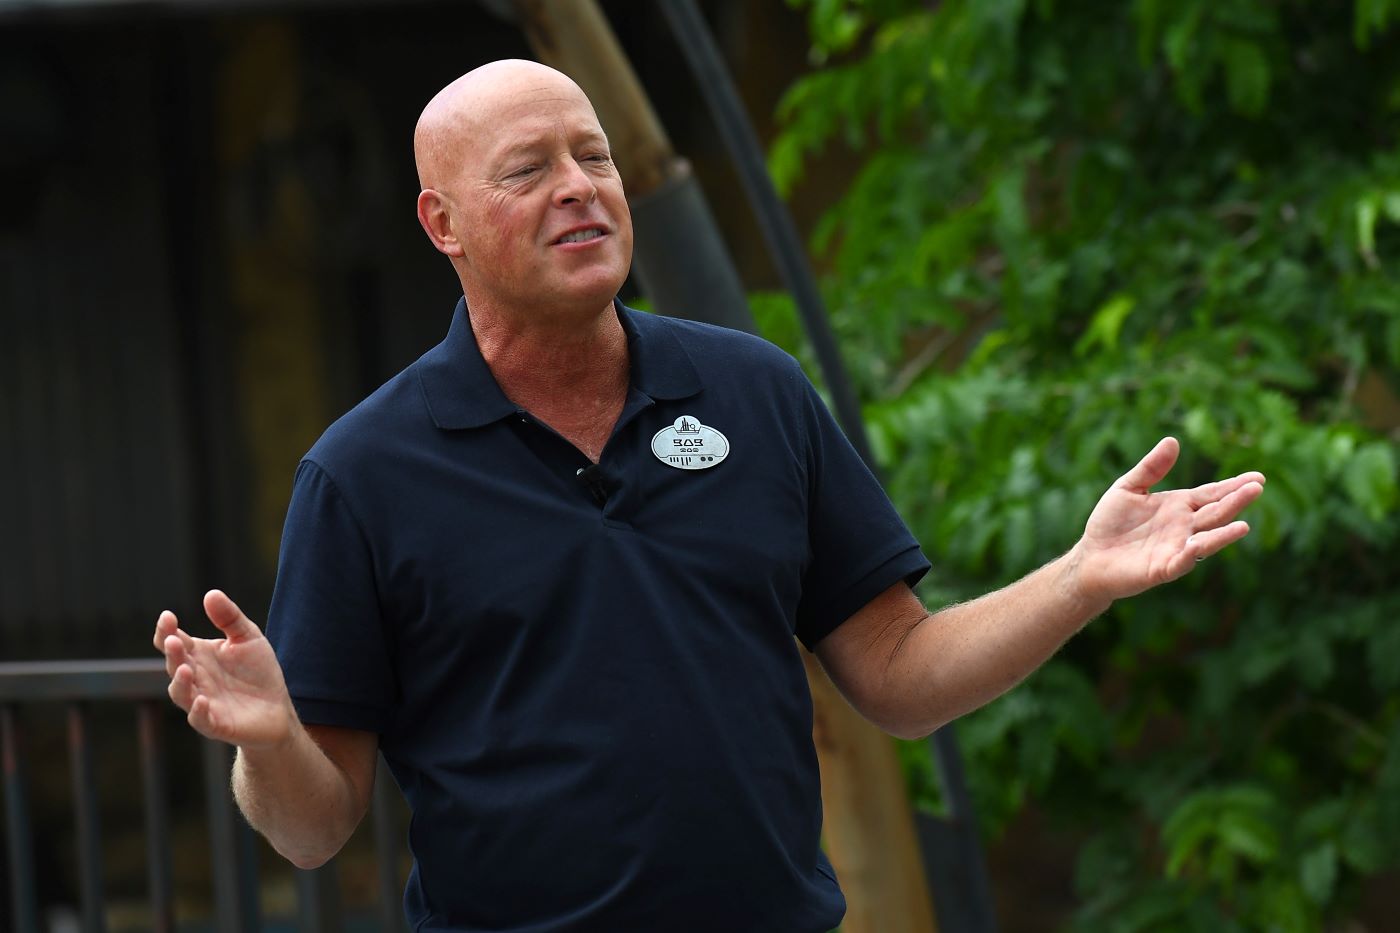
[0,0,818,662]
[0,2,828,929]
[3,0,1400,930]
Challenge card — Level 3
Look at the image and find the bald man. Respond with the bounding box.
[155,61,1264,931]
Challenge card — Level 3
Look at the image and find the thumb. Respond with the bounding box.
[1116,436,1180,492]
[202,590,262,642]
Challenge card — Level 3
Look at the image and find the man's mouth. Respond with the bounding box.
[554,227,606,245]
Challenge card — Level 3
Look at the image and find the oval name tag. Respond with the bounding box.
[651,415,729,470]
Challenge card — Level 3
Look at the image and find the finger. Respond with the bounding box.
[1187,471,1267,509]
[203,590,263,643]
[153,610,178,653]
[162,627,198,678]
[1192,480,1265,530]
[167,662,197,713]
[162,633,185,678]
[187,694,220,740]
[1116,437,1180,493]
[1187,520,1251,560]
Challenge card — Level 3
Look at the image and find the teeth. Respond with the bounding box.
[558,229,603,244]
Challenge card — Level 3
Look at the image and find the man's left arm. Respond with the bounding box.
[814,437,1265,740]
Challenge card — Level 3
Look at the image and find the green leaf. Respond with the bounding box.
[1222,38,1271,116]
[1341,803,1388,872]
[1341,442,1399,522]
[1217,810,1279,865]
[1384,190,1400,222]
[1355,0,1400,48]
[1182,405,1221,451]
[1300,843,1337,905]
[1161,784,1281,883]
[1358,195,1380,265]
[1243,879,1316,932]
[1164,816,1214,878]
[1163,2,1205,89]
[1074,293,1137,356]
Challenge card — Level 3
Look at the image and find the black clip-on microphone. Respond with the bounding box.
[575,464,609,506]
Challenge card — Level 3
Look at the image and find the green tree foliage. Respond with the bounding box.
[765,0,1400,927]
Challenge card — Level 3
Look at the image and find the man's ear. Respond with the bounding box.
[416,189,465,257]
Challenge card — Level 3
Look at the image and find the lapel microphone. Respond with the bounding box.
[575,464,609,506]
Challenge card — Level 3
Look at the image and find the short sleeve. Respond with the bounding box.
[794,381,930,650]
[265,459,397,733]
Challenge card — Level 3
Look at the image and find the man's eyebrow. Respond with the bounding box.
[491,142,543,165]
[489,129,611,166]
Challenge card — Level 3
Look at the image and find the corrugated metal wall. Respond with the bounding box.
[0,35,199,658]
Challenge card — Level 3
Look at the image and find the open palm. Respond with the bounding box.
[1075,437,1265,602]
[154,590,295,749]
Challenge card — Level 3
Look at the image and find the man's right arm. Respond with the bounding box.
[233,723,378,869]
[155,590,378,869]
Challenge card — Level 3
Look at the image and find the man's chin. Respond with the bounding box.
[547,268,630,311]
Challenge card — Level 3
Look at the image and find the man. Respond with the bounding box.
[154,60,1264,932]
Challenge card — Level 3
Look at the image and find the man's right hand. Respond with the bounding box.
[153,590,297,749]
[154,591,378,869]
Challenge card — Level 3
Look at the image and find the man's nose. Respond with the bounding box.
[553,157,598,206]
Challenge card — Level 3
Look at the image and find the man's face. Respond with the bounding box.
[444,80,633,319]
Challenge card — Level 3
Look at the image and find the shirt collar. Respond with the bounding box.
[416,297,703,431]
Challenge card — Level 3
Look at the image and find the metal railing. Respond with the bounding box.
[0,660,408,933]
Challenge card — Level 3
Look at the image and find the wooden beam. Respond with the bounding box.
[805,651,938,933]
[513,0,683,198]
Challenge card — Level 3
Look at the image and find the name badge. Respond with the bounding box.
[651,415,729,470]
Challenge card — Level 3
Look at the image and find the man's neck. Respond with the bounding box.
[468,300,630,462]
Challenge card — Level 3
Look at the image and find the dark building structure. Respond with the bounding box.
[0,4,833,929]
[0,0,812,662]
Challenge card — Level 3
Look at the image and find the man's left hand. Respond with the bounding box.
[1071,437,1265,605]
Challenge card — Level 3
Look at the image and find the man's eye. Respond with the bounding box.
[510,165,538,178]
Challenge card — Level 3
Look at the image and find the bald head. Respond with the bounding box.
[411,59,633,322]
[414,60,599,190]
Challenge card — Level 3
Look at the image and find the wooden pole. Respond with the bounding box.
[513,4,938,929]
[513,0,683,198]
[805,652,939,933]
[513,0,757,333]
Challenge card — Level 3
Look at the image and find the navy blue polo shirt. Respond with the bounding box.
[266,298,929,933]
